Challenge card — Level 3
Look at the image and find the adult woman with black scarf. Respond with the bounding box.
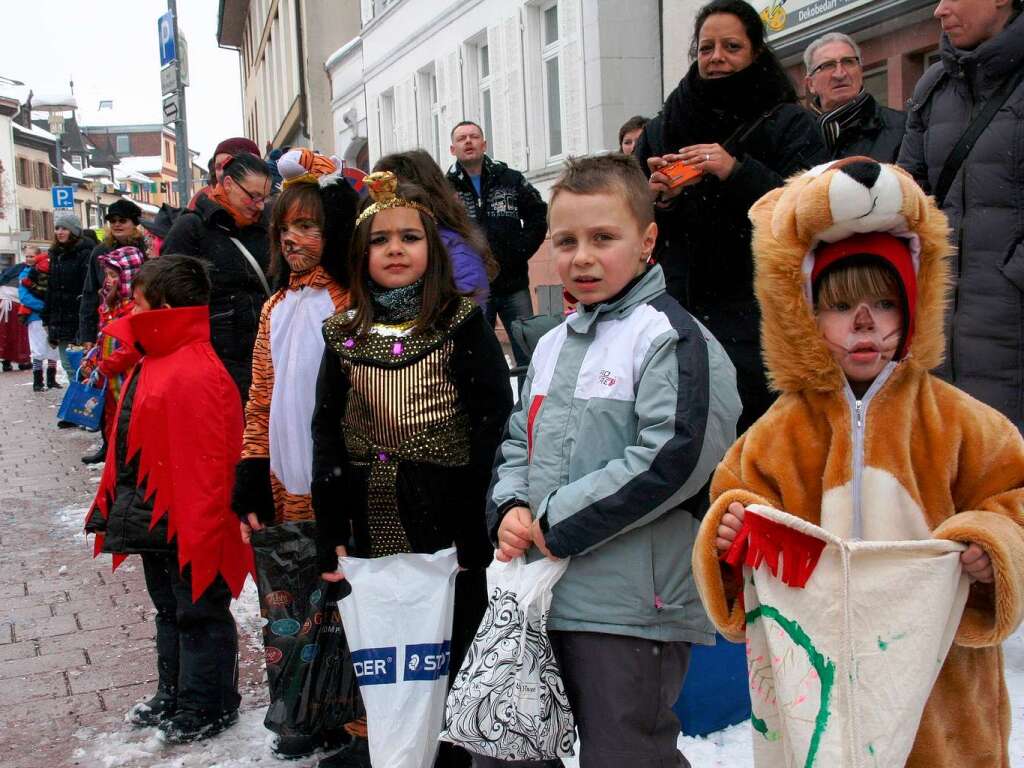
[637,0,826,432]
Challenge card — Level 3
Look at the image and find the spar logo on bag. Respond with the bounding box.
[352,647,397,685]
[405,641,450,681]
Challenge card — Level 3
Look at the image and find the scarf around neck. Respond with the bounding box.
[661,53,797,153]
[816,90,874,154]
[208,184,259,228]
[369,279,423,325]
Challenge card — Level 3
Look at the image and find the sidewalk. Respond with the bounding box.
[0,370,291,768]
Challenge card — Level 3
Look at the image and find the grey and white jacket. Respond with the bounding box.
[488,266,741,643]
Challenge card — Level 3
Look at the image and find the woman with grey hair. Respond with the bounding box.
[803,31,906,161]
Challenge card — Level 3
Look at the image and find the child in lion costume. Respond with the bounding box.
[693,159,1024,767]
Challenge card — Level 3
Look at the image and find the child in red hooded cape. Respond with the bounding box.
[84,254,254,744]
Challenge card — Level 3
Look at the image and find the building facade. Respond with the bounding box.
[327,0,663,302]
[0,80,25,266]
[218,0,361,152]
[79,121,201,209]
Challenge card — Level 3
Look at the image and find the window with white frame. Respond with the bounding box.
[417,67,443,164]
[115,134,130,155]
[540,1,563,159]
[478,42,493,143]
[379,90,396,154]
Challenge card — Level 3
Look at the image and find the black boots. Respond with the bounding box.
[81,438,108,465]
[32,369,44,392]
[46,366,62,389]
[128,689,177,728]
[158,708,239,744]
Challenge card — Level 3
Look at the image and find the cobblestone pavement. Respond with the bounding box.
[0,370,282,768]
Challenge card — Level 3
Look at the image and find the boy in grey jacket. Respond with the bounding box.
[484,155,741,767]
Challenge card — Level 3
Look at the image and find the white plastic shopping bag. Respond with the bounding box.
[440,555,575,760]
[724,505,969,768]
[339,547,459,768]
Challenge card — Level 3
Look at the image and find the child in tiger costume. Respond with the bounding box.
[232,149,363,760]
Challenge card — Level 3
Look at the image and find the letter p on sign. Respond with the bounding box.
[52,186,74,209]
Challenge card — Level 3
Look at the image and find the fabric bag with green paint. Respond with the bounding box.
[723,504,970,768]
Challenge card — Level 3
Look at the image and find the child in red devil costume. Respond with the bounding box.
[85,255,254,744]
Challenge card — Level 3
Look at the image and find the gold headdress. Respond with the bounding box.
[355,171,435,228]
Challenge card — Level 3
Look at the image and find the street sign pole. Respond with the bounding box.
[167,0,191,205]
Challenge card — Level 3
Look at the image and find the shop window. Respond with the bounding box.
[863,65,888,108]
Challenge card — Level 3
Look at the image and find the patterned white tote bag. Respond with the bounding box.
[724,505,970,768]
[440,556,575,760]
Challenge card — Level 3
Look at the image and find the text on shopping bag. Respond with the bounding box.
[352,642,452,686]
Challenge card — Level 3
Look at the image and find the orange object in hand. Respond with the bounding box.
[661,159,702,188]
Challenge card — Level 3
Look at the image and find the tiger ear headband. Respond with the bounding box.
[355,171,435,228]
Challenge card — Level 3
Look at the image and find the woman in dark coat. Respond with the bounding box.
[161,152,272,401]
[79,200,149,346]
[44,214,93,383]
[638,0,827,432]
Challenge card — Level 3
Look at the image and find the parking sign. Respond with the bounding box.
[51,186,75,209]
[158,11,176,66]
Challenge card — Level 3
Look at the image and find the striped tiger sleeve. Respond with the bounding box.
[241,291,282,460]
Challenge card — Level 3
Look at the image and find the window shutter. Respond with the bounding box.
[360,0,373,24]
[370,94,385,160]
[394,77,418,151]
[560,0,587,155]
[502,13,527,171]
[486,24,508,159]
[436,51,463,148]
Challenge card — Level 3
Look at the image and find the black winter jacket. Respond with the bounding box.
[636,57,827,430]
[898,13,1024,431]
[161,194,270,400]
[84,366,170,552]
[42,237,92,345]
[79,234,149,343]
[816,94,907,162]
[447,156,547,297]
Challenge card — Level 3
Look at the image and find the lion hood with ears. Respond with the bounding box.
[693,159,1024,768]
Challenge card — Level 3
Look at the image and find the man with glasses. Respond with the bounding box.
[804,32,906,161]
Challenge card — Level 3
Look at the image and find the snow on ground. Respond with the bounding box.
[69,582,1024,767]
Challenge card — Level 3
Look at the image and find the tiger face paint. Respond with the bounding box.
[279,206,324,274]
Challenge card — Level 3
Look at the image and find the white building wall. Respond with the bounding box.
[328,0,661,191]
[0,113,19,261]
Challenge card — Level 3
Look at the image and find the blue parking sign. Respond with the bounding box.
[158,11,176,66]
[52,186,74,209]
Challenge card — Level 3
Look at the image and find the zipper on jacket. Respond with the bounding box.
[845,363,896,539]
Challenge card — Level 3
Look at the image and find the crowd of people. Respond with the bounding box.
[2,0,1023,766]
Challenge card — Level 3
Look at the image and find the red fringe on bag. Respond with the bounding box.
[722,510,826,589]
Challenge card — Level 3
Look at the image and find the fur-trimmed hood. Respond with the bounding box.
[749,158,952,394]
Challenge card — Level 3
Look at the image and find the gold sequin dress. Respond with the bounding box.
[312,297,513,570]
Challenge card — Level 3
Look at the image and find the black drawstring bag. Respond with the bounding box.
[251,521,359,737]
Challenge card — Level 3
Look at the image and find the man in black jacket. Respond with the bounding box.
[804,32,906,162]
[447,121,547,366]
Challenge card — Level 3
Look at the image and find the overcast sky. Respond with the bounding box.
[0,0,242,164]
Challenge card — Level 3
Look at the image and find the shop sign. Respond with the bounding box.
[756,0,875,40]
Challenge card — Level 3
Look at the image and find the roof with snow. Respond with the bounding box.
[75,96,163,130]
[116,156,163,176]
[13,122,56,143]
